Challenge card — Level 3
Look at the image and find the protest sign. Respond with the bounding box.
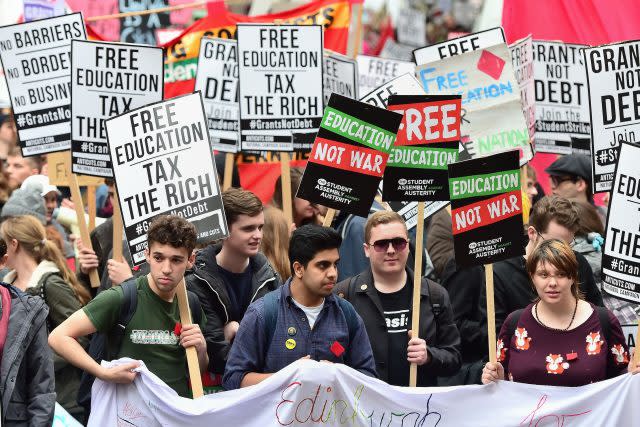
[417,42,533,165]
[396,8,426,48]
[195,37,239,153]
[388,200,450,230]
[71,40,163,177]
[237,24,324,152]
[413,27,505,65]
[323,50,358,105]
[384,95,461,201]
[47,151,103,186]
[296,93,402,217]
[163,0,357,98]
[23,0,66,22]
[448,149,524,267]
[379,38,414,61]
[0,13,86,156]
[360,73,425,108]
[583,40,640,192]
[571,136,591,156]
[105,93,227,265]
[601,142,640,302]
[91,358,640,426]
[356,55,415,98]
[533,41,590,154]
[509,35,535,139]
[119,0,170,45]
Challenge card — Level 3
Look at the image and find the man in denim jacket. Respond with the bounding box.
[223,225,377,390]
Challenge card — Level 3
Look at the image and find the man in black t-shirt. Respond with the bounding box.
[185,188,281,375]
[335,211,461,386]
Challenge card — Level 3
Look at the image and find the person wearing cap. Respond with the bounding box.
[545,154,607,224]
[20,175,75,261]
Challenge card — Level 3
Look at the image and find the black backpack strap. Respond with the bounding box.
[335,297,359,343]
[187,290,203,325]
[427,280,445,319]
[107,279,138,359]
[263,290,281,350]
[596,306,611,344]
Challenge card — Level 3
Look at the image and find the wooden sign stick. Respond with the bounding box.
[87,186,96,231]
[322,208,336,228]
[409,201,425,387]
[281,152,294,226]
[177,278,204,398]
[69,173,100,288]
[223,152,234,191]
[346,2,363,59]
[112,189,124,264]
[486,263,497,363]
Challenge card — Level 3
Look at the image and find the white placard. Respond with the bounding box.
[533,40,590,154]
[379,38,415,61]
[356,55,415,99]
[509,35,535,139]
[0,13,86,156]
[396,8,426,47]
[417,42,533,165]
[359,73,425,108]
[237,24,324,152]
[601,142,640,302]
[71,40,163,177]
[106,93,227,265]
[583,41,640,192]
[323,50,358,105]
[413,27,505,65]
[195,37,239,153]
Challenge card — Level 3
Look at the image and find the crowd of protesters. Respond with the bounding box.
[0,104,638,426]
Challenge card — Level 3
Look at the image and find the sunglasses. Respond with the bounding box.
[368,237,409,253]
[550,175,577,187]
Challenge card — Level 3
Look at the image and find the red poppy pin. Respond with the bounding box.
[330,341,345,357]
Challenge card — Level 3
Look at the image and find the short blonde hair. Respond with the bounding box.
[364,211,407,243]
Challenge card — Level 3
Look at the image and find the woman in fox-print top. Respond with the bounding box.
[482,239,632,387]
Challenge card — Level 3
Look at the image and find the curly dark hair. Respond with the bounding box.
[147,215,197,255]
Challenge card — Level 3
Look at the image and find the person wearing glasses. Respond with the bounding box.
[479,196,604,341]
[545,153,607,225]
[335,211,461,386]
[482,239,630,386]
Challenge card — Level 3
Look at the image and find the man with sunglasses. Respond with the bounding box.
[335,211,461,386]
[480,195,604,340]
[545,153,607,224]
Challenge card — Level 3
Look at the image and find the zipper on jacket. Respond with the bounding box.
[250,277,276,303]
[193,272,229,324]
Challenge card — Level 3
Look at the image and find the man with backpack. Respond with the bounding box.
[222,225,377,390]
[49,215,208,405]
[336,211,461,386]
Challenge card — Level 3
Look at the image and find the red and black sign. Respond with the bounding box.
[384,94,461,201]
[296,93,402,217]
[448,149,524,267]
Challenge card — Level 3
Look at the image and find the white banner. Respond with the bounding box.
[90,358,640,426]
[601,141,640,302]
[356,55,415,99]
[0,13,86,156]
[195,37,239,153]
[237,24,324,152]
[417,43,533,165]
[583,40,640,192]
[323,50,358,105]
[509,35,535,139]
[71,40,164,177]
[413,27,505,65]
[532,40,590,154]
[105,93,227,265]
